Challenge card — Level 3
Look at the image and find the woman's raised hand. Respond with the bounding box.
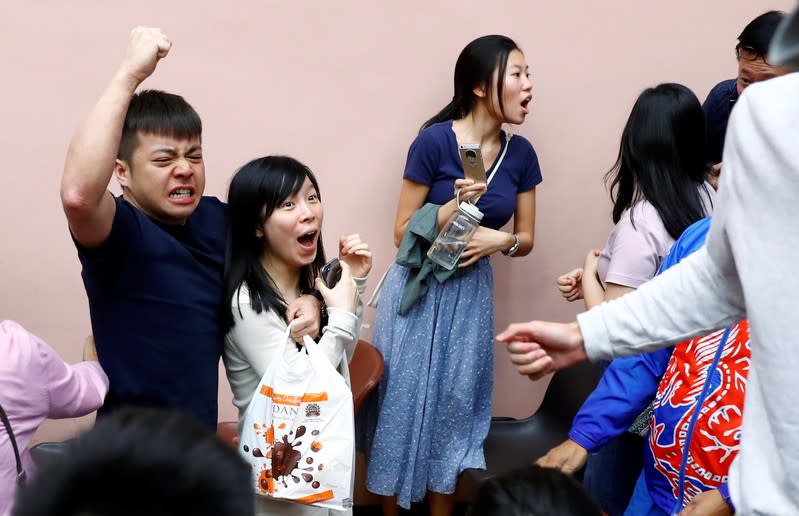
[339,233,372,279]
[315,261,359,314]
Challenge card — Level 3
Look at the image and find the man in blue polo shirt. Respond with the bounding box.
[60,27,318,428]
[703,11,789,185]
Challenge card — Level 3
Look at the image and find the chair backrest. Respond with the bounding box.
[29,441,71,471]
[349,339,384,414]
[462,360,605,489]
[537,360,604,428]
[216,421,239,449]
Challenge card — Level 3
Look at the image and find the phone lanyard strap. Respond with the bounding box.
[0,402,26,486]
[670,325,733,515]
[485,132,512,187]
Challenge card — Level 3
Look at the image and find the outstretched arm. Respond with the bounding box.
[61,27,172,248]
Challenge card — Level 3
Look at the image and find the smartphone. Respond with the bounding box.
[320,258,342,288]
[458,143,487,183]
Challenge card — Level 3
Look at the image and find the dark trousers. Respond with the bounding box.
[582,432,645,516]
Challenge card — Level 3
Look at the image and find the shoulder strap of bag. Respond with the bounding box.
[0,401,26,486]
[485,132,513,186]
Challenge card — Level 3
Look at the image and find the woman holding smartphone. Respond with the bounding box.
[222,155,371,516]
[363,35,541,515]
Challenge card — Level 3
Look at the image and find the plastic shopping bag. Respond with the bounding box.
[238,326,354,510]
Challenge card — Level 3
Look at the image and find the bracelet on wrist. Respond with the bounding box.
[502,233,520,256]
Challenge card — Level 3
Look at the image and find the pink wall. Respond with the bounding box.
[1,1,792,443]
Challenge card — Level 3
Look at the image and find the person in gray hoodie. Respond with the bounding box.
[498,7,799,515]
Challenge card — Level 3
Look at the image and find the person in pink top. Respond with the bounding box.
[551,83,715,515]
[0,320,108,516]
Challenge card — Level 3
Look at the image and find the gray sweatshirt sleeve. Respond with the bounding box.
[316,276,367,367]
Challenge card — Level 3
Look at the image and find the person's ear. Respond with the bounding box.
[472,84,487,98]
[114,159,131,188]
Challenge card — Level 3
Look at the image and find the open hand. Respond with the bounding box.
[536,439,588,474]
[458,226,508,267]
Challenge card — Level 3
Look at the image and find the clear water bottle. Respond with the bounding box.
[427,202,484,270]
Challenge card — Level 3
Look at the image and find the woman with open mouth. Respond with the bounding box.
[221,155,372,516]
[361,35,541,516]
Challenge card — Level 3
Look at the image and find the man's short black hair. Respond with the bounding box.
[12,408,253,516]
[466,465,603,516]
[738,11,785,56]
[118,89,202,165]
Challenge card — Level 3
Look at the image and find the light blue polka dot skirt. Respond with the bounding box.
[361,258,494,509]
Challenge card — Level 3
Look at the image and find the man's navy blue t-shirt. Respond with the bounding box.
[703,78,738,165]
[75,196,227,428]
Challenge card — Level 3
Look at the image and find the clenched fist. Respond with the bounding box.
[118,26,172,85]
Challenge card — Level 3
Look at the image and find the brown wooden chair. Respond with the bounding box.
[216,421,240,449]
[349,339,384,415]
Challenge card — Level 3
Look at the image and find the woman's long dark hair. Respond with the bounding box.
[421,35,521,131]
[604,83,711,239]
[222,156,326,331]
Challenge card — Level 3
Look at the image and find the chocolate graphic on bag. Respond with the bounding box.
[266,426,325,489]
[243,445,249,452]
[258,469,273,492]
[272,435,301,482]
[312,481,320,489]
[252,448,264,457]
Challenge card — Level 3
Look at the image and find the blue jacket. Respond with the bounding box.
[569,218,749,513]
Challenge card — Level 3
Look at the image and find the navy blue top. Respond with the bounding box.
[703,78,738,165]
[75,196,227,428]
[403,121,542,230]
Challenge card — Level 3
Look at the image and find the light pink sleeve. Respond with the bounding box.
[33,334,110,419]
[603,213,667,289]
